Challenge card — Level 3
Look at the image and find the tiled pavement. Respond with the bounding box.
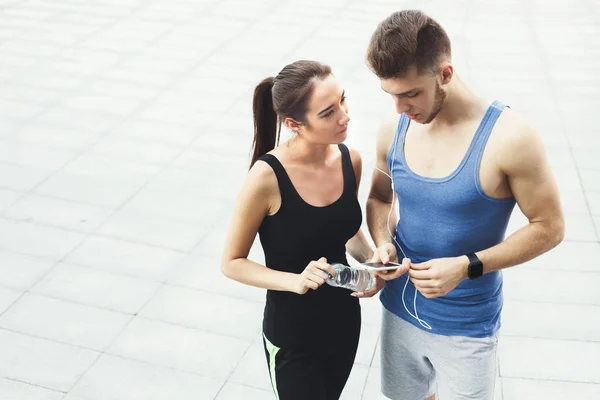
[0,0,599,399]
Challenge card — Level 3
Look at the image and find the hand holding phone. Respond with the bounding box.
[360,261,402,271]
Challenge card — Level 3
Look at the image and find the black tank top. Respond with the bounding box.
[257,144,362,349]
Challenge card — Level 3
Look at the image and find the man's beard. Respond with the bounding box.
[423,83,447,124]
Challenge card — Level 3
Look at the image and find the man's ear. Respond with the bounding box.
[440,62,453,85]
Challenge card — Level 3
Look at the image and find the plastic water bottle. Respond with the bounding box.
[326,263,375,292]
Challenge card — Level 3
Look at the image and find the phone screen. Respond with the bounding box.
[361,262,402,270]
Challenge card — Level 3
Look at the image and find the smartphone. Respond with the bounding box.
[360,261,402,271]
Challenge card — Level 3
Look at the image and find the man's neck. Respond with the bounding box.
[430,74,486,130]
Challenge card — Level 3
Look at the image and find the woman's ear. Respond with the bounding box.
[284,118,301,133]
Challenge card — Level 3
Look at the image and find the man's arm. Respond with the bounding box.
[475,118,565,273]
[366,116,412,280]
[367,117,398,248]
[409,114,565,298]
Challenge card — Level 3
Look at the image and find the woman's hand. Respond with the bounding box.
[292,257,337,295]
[353,275,386,298]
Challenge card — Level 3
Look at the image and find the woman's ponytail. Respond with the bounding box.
[250,76,280,168]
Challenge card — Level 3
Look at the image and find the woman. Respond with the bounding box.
[221,60,383,400]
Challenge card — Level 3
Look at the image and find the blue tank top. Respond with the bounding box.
[381,100,516,338]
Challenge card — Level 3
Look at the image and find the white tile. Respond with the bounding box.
[0,163,52,191]
[580,169,600,191]
[107,317,250,378]
[35,108,123,133]
[587,191,600,216]
[63,154,162,185]
[103,67,174,87]
[140,285,264,339]
[167,253,266,302]
[65,236,185,281]
[5,194,114,233]
[111,119,199,146]
[35,172,141,208]
[56,47,121,69]
[0,329,99,392]
[61,95,140,116]
[62,395,92,400]
[360,296,383,327]
[90,137,183,165]
[189,227,231,258]
[4,7,58,20]
[573,147,600,169]
[502,377,600,400]
[10,125,100,150]
[19,29,81,47]
[0,53,38,69]
[0,250,56,290]
[171,148,248,172]
[150,165,245,200]
[15,69,84,91]
[498,336,600,383]
[0,293,131,351]
[501,301,600,341]
[0,287,22,315]
[120,55,196,74]
[559,190,591,215]
[372,339,381,368]
[68,354,223,400]
[229,339,272,391]
[0,99,45,120]
[0,118,22,138]
[216,382,273,400]
[0,377,64,400]
[191,131,252,156]
[32,263,160,314]
[0,141,76,170]
[87,78,160,100]
[564,214,599,241]
[136,103,216,127]
[120,186,229,225]
[503,269,600,305]
[355,323,380,367]
[97,210,210,252]
[156,89,237,113]
[142,42,213,61]
[361,367,388,400]
[495,377,503,400]
[520,241,600,272]
[0,188,22,213]
[341,363,369,400]
[552,169,583,192]
[0,219,85,260]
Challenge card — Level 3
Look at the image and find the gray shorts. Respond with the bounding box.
[381,307,498,400]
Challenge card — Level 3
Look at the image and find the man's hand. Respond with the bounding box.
[371,245,410,281]
[408,256,469,298]
[370,242,398,264]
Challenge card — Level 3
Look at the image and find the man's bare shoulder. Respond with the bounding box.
[493,107,546,171]
[494,107,541,145]
[376,113,400,156]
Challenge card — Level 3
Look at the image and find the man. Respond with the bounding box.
[365,10,564,400]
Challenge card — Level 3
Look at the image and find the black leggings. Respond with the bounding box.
[262,330,360,400]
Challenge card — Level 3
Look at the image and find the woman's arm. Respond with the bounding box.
[221,161,333,295]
